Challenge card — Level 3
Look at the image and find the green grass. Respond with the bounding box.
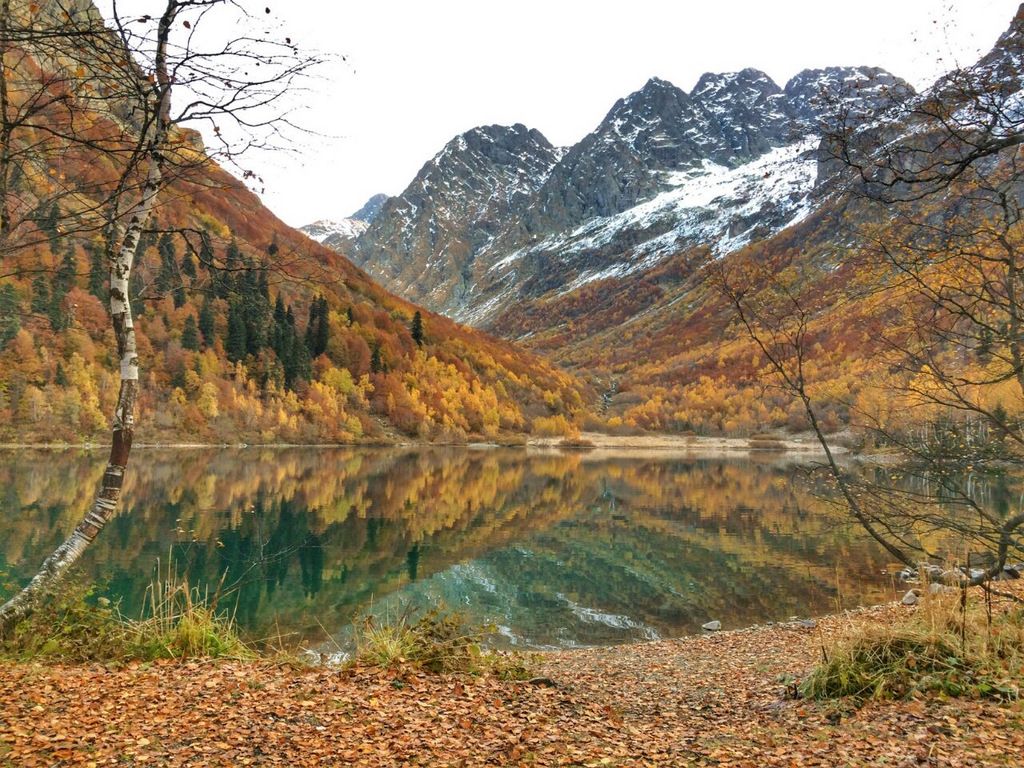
[0,564,251,663]
[803,591,1024,703]
[354,605,532,679]
[128,564,252,660]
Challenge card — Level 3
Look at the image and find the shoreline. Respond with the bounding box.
[3,587,1020,766]
[0,431,842,457]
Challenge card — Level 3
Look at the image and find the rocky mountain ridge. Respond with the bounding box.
[344,123,564,311]
[342,65,914,324]
[300,193,389,250]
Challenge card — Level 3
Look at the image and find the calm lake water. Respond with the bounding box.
[0,447,897,650]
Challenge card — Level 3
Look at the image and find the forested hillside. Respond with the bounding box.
[0,0,584,444]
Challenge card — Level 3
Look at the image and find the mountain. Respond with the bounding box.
[0,0,585,444]
[300,217,370,249]
[343,66,914,326]
[318,4,1024,437]
[300,193,389,251]
[351,193,389,223]
[493,6,1024,436]
[351,123,563,314]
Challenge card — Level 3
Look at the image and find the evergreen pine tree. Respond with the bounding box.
[305,300,317,354]
[87,242,106,300]
[48,294,65,331]
[239,264,270,355]
[54,248,77,297]
[258,266,270,300]
[0,284,20,347]
[226,300,248,361]
[30,276,49,314]
[278,303,311,389]
[411,310,424,347]
[182,315,200,351]
[314,297,329,357]
[156,233,177,294]
[38,202,60,251]
[346,306,354,326]
[54,361,68,386]
[215,238,242,299]
[305,297,330,358]
[290,330,312,386]
[198,231,214,272]
[370,342,383,374]
[180,250,197,279]
[198,298,215,346]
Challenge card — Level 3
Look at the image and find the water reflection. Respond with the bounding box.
[0,447,896,648]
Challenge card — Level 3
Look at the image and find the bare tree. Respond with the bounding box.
[716,22,1024,589]
[0,0,318,634]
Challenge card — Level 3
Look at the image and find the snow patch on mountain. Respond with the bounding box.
[484,137,818,299]
[301,218,369,244]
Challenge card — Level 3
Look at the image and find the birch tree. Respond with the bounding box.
[0,0,317,634]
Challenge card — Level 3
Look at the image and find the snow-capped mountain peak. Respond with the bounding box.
[325,62,914,329]
[301,218,368,244]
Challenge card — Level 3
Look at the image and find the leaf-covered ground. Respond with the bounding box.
[1,600,1022,767]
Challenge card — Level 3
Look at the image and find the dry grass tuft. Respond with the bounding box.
[804,589,1024,702]
[355,605,531,679]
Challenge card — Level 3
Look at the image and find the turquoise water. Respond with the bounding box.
[0,447,894,649]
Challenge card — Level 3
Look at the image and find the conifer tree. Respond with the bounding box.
[48,293,66,331]
[180,252,196,279]
[86,242,105,300]
[30,276,48,315]
[411,310,424,347]
[238,265,270,355]
[198,298,215,346]
[54,249,76,298]
[0,284,19,347]
[181,315,200,351]
[304,296,330,358]
[198,232,214,272]
[215,238,242,299]
[226,300,248,362]
[37,202,60,251]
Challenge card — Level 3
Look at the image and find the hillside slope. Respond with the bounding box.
[0,0,584,444]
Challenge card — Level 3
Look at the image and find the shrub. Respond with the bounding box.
[531,414,580,438]
[355,606,530,679]
[0,581,133,662]
[803,592,1024,703]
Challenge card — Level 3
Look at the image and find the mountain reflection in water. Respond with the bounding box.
[0,447,895,649]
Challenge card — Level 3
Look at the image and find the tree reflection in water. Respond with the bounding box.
[0,447,930,648]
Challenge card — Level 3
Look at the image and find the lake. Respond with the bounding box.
[0,447,897,651]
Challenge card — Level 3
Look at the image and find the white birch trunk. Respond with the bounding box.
[0,1,176,635]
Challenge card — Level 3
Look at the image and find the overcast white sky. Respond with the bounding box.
[112,0,1024,226]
